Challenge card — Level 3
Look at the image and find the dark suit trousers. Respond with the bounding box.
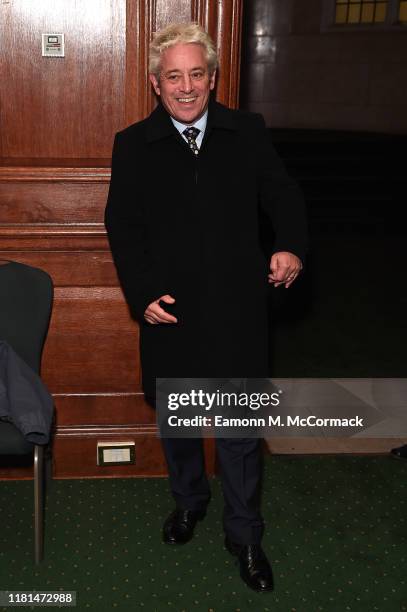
[161,436,264,545]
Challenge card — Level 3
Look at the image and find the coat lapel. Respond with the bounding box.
[144,103,180,143]
[144,98,238,153]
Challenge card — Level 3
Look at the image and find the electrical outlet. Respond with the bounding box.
[97,441,135,466]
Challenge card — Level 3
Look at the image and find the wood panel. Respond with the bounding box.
[0,184,108,223]
[43,287,141,393]
[0,0,242,158]
[0,225,107,251]
[0,434,215,479]
[54,394,151,426]
[0,0,243,479]
[191,0,243,108]
[54,427,168,478]
[0,252,116,287]
[0,0,126,159]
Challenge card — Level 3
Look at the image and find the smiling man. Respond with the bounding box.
[105,23,307,593]
[149,42,216,126]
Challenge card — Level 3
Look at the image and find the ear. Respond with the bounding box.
[209,70,216,91]
[149,74,160,96]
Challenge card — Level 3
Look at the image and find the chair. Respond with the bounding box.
[0,260,53,564]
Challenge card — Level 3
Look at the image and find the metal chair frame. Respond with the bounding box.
[34,444,44,564]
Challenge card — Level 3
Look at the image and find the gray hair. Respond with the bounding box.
[149,22,218,77]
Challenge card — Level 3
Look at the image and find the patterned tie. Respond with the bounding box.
[183,127,200,156]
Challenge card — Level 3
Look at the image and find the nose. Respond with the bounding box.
[180,73,193,93]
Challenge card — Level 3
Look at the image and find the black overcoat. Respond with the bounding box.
[105,100,307,397]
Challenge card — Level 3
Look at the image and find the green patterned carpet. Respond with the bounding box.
[1,456,406,611]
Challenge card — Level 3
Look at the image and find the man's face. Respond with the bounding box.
[149,43,216,124]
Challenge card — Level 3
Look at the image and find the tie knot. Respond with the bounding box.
[183,127,200,141]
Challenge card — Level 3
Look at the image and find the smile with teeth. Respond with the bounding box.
[177,97,197,103]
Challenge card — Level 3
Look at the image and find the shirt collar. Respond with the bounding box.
[170,109,208,137]
[144,99,237,144]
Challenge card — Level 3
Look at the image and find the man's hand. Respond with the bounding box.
[268,251,303,288]
[144,294,178,324]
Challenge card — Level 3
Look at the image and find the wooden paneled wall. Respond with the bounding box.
[0,0,243,478]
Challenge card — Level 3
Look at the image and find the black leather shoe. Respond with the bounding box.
[163,508,205,545]
[391,444,407,459]
[225,537,274,592]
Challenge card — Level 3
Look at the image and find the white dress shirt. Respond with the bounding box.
[170,110,208,150]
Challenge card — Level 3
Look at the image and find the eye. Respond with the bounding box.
[191,71,204,80]
[167,74,179,83]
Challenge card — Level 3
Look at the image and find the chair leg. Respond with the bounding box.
[34,445,44,564]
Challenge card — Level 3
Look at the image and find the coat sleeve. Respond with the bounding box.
[104,132,168,321]
[254,114,308,263]
[0,341,54,445]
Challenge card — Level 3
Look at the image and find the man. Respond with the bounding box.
[105,23,307,593]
